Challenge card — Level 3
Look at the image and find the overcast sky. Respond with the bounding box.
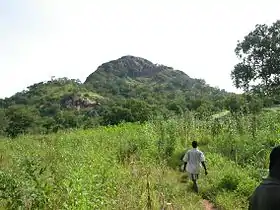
[1,0,280,98]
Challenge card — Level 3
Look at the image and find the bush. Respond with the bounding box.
[218,173,240,191]
[236,176,258,197]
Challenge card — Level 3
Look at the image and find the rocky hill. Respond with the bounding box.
[0,55,234,137]
[86,55,180,79]
[84,55,229,106]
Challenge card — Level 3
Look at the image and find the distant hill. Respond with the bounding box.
[84,55,230,111]
[0,55,235,137]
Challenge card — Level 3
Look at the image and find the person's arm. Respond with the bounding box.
[201,161,208,175]
[183,161,187,171]
[182,151,188,171]
[200,152,208,175]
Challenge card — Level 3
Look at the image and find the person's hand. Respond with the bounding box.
[205,170,208,176]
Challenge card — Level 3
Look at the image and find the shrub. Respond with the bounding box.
[236,177,258,197]
[218,173,240,191]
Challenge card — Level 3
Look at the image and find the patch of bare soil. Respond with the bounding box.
[203,199,217,210]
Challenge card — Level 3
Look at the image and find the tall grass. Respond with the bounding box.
[1,111,279,209]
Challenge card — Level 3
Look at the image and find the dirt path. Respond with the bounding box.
[203,199,217,210]
[178,172,217,210]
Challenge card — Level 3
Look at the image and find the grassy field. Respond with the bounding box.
[1,111,279,209]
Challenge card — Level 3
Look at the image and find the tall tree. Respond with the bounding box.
[231,20,280,95]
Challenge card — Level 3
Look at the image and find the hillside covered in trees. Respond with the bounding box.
[0,55,276,138]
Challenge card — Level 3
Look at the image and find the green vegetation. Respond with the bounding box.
[1,112,278,209]
[0,56,275,138]
[231,20,280,96]
[2,20,280,209]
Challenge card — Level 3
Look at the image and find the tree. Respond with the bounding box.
[100,99,155,125]
[54,110,83,129]
[0,109,8,136]
[231,20,280,94]
[5,105,38,138]
[225,95,245,114]
[245,94,263,114]
[123,99,154,122]
[196,100,214,118]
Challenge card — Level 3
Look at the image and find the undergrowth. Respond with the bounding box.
[1,111,279,209]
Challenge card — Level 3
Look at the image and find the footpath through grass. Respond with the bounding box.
[1,112,278,209]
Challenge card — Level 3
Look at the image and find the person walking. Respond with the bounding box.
[249,145,280,210]
[182,141,208,193]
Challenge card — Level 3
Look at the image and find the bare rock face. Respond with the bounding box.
[84,55,177,82]
[61,94,100,110]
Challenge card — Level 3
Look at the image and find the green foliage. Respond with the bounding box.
[245,94,264,114]
[231,20,280,95]
[0,55,275,142]
[85,56,231,115]
[4,105,39,138]
[218,173,240,191]
[0,56,236,137]
[0,78,104,137]
[153,119,178,162]
[101,99,155,125]
[0,112,268,210]
[0,109,8,135]
[0,171,23,209]
[4,21,280,209]
[117,140,139,164]
[225,95,245,114]
[3,110,280,209]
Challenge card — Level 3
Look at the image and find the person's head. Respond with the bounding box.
[192,141,198,148]
[269,145,280,178]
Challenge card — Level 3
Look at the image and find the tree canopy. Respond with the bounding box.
[231,20,280,95]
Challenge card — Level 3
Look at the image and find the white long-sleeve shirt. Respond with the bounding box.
[182,148,205,174]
